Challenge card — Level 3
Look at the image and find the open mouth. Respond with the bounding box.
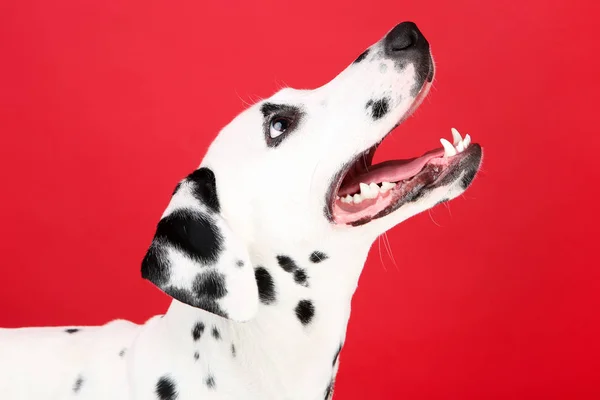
[327,85,481,226]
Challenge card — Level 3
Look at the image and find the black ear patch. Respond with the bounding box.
[192,270,227,299]
[186,168,220,213]
[161,272,229,318]
[141,208,225,294]
[155,209,223,265]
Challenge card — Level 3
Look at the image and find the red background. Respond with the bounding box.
[1,0,599,398]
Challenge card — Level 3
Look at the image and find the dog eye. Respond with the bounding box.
[260,102,304,148]
[269,118,291,138]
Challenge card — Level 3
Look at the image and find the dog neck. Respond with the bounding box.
[161,237,373,397]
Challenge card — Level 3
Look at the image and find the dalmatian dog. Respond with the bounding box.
[0,21,482,399]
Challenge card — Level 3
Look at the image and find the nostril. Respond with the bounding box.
[390,29,417,51]
[384,22,428,57]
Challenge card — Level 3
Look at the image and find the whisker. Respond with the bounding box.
[428,208,442,227]
[383,232,398,270]
[377,236,387,272]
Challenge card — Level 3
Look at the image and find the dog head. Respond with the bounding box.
[141,22,483,321]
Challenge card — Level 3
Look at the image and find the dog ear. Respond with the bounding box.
[141,167,258,321]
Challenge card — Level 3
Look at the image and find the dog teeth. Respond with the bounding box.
[451,128,462,146]
[380,181,396,192]
[338,181,397,205]
[340,194,353,203]
[442,128,473,157]
[359,183,378,199]
[440,138,457,157]
[463,133,471,148]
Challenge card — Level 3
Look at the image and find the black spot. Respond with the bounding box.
[194,352,199,361]
[119,348,127,357]
[333,344,343,366]
[293,269,309,286]
[277,255,298,273]
[192,321,205,341]
[236,260,244,268]
[205,375,216,389]
[65,328,80,334]
[141,208,225,293]
[156,376,178,400]
[165,284,228,319]
[152,209,223,266]
[231,343,236,357]
[366,98,390,120]
[255,266,276,305]
[309,251,328,263]
[186,167,220,213]
[353,48,370,64]
[192,270,227,299]
[73,375,84,393]
[211,327,221,340]
[295,300,315,326]
[140,239,171,287]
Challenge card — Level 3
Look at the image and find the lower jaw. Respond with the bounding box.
[329,144,480,226]
[332,160,447,226]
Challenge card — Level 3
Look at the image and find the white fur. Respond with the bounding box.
[0,24,479,400]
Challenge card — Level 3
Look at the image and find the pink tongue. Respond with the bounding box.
[338,148,444,196]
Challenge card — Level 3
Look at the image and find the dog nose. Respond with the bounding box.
[384,22,429,57]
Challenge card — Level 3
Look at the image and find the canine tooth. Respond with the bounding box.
[451,127,462,146]
[464,134,471,148]
[456,140,465,152]
[353,194,363,204]
[440,138,457,157]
